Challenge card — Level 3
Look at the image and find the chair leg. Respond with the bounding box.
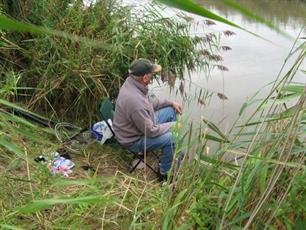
[151,151,159,160]
[129,151,159,176]
[129,159,141,173]
[143,160,158,175]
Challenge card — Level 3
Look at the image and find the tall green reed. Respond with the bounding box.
[0,0,222,123]
[1,0,304,229]
[129,37,305,230]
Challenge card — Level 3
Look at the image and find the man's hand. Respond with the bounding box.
[172,101,182,114]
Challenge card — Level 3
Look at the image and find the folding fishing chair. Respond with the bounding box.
[99,97,159,175]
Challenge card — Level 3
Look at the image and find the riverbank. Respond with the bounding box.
[0,0,305,229]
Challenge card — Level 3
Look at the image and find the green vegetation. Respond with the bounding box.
[0,0,223,123]
[0,0,305,229]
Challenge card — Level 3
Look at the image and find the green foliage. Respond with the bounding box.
[0,224,25,230]
[0,0,304,229]
[0,71,21,100]
[18,195,112,213]
[139,41,305,229]
[0,0,222,123]
[156,0,241,28]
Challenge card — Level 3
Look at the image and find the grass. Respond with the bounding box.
[0,127,161,229]
[0,0,226,124]
[0,40,304,228]
[0,0,305,229]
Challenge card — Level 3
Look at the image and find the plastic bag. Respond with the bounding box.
[91,119,113,144]
[35,151,75,177]
[50,152,75,177]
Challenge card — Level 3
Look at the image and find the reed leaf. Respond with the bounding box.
[162,189,188,230]
[156,0,241,28]
[0,15,111,49]
[0,136,27,161]
[219,0,291,39]
[227,150,306,169]
[281,84,305,94]
[242,104,305,126]
[51,179,95,188]
[18,195,113,213]
[0,99,51,123]
[156,0,270,41]
[0,109,37,129]
[205,134,230,143]
[0,224,25,230]
[201,117,231,142]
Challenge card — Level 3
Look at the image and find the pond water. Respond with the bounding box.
[148,0,306,133]
[85,0,305,133]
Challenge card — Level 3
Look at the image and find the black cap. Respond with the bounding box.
[128,58,162,76]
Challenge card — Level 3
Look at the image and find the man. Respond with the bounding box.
[113,58,182,180]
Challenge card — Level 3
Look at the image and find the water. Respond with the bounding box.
[85,0,305,131]
[148,0,306,133]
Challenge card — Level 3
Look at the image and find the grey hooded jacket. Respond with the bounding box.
[113,76,174,147]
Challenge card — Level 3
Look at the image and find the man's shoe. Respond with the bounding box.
[157,170,168,182]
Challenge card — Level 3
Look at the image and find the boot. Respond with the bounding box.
[157,170,168,182]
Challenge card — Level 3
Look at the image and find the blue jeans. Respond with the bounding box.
[128,106,177,174]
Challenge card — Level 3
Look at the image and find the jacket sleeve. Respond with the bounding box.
[149,96,173,111]
[130,108,174,137]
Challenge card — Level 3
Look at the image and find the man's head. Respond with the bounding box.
[129,58,162,86]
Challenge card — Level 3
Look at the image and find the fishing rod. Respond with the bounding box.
[11,107,57,128]
[2,105,94,152]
